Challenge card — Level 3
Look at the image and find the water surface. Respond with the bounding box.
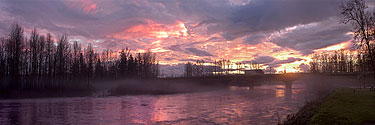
[0,83,313,124]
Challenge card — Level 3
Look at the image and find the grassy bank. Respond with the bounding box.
[280,91,332,125]
[310,88,375,124]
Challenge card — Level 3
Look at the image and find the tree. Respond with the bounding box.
[184,62,193,77]
[0,24,160,90]
[95,56,104,79]
[29,29,39,76]
[6,23,24,89]
[45,33,55,76]
[71,41,81,79]
[0,38,7,84]
[118,48,129,77]
[85,43,95,87]
[55,34,69,76]
[341,0,375,77]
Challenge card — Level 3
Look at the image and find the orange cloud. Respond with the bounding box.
[112,20,188,40]
[106,19,353,74]
[315,41,350,51]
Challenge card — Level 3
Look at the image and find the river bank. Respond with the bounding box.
[311,88,375,124]
[281,88,375,124]
[0,76,260,100]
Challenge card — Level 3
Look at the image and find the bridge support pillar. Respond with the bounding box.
[285,82,292,89]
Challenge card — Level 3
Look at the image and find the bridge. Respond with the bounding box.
[164,73,363,89]
[227,73,305,86]
[226,73,362,88]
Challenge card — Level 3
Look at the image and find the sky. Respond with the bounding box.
[0,0,373,76]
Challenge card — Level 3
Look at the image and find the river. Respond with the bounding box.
[0,82,315,124]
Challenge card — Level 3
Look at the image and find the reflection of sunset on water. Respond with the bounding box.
[0,0,372,124]
[151,95,189,122]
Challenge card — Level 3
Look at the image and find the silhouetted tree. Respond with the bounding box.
[6,23,24,89]
[341,0,375,77]
[0,23,160,90]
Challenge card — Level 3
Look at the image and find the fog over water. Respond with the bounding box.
[0,79,328,124]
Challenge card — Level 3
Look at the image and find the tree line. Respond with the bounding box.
[184,59,261,77]
[339,0,375,78]
[309,49,373,73]
[0,23,159,90]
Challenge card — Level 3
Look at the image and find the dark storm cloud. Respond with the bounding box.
[185,47,213,57]
[0,0,346,39]
[0,0,96,36]
[222,0,343,40]
[0,0,180,38]
[0,0,355,61]
[171,0,350,53]
[243,33,267,45]
[272,18,352,55]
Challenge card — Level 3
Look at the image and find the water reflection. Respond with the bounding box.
[7,103,20,125]
[0,83,309,124]
[229,86,250,91]
[285,83,292,99]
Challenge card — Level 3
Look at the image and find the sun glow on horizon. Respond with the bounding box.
[92,17,354,74]
[315,41,350,51]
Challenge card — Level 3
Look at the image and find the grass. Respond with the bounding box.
[310,88,375,124]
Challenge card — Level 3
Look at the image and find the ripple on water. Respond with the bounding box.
[0,83,311,124]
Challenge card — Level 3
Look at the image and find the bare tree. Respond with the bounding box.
[6,23,24,89]
[341,0,375,77]
[0,23,160,90]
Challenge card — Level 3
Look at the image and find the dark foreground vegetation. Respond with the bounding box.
[282,88,375,125]
[282,0,375,123]
[280,74,336,125]
[311,88,375,124]
[0,23,159,97]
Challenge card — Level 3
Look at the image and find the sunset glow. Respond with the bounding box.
[315,41,350,51]
[0,0,358,76]
[2,0,375,124]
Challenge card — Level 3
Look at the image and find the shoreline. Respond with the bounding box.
[281,87,375,124]
[280,90,334,125]
[0,76,268,100]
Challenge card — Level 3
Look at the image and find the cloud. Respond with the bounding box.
[243,33,267,45]
[185,47,213,57]
[178,59,198,62]
[242,56,275,64]
[219,0,343,40]
[0,0,356,73]
[266,57,304,67]
[270,18,352,55]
